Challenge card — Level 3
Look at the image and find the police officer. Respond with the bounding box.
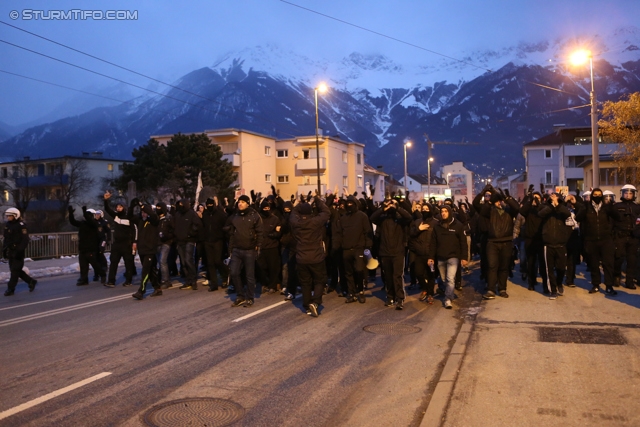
[613,185,639,289]
[3,208,37,296]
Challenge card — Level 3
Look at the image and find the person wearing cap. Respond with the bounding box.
[613,184,639,289]
[225,195,263,307]
[103,191,137,287]
[69,205,105,286]
[537,193,572,299]
[201,197,229,291]
[474,187,520,299]
[3,207,37,296]
[93,209,110,282]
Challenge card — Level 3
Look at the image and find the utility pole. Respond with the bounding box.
[423,133,479,199]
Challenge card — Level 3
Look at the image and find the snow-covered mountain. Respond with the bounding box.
[1,27,639,177]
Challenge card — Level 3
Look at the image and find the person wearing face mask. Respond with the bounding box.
[370,198,412,309]
[575,188,620,295]
[563,194,582,288]
[103,191,137,288]
[68,205,104,286]
[409,203,437,304]
[472,187,493,283]
[537,193,571,299]
[155,202,175,288]
[613,185,640,289]
[280,200,299,300]
[201,197,229,291]
[326,194,346,295]
[333,195,373,304]
[173,199,203,291]
[518,185,548,292]
[131,204,161,300]
[256,199,282,294]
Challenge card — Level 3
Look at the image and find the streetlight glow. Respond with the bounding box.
[316,82,328,93]
[570,49,591,66]
[314,83,329,195]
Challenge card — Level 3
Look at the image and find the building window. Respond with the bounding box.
[357,175,363,188]
[544,149,552,159]
[265,146,271,156]
[265,174,271,183]
[303,149,310,159]
[342,151,347,163]
[3,190,8,201]
[1,167,6,178]
[343,176,348,187]
[277,175,289,183]
[118,164,124,171]
[37,164,45,176]
[107,163,114,172]
[357,153,362,164]
[303,176,311,185]
[277,149,288,158]
[545,170,553,184]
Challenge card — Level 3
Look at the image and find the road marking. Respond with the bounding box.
[232,295,301,323]
[0,372,112,421]
[0,295,131,327]
[0,297,72,312]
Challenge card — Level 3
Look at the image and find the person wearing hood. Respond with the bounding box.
[475,189,520,299]
[131,203,161,300]
[226,195,263,307]
[537,193,572,299]
[333,195,373,304]
[3,207,37,296]
[280,199,299,300]
[103,191,137,287]
[257,198,282,294]
[370,198,412,309]
[612,185,639,289]
[201,197,229,291]
[428,204,468,309]
[518,185,548,292]
[173,198,203,290]
[156,201,175,288]
[409,203,437,304]
[575,188,621,295]
[93,210,110,283]
[69,205,105,286]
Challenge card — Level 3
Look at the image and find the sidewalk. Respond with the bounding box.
[442,265,640,427]
[0,256,81,283]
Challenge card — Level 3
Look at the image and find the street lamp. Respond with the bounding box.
[403,141,412,196]
[314,83,328,196]
[427,157,434,199]
[571,49,599,188]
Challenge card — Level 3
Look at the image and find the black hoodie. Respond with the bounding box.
[172,199,203,244]
[333,195,373,251]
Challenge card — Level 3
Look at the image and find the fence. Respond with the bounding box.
[0,232,111,260]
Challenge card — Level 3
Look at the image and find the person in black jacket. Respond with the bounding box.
[428,205,468,309]
[103,191,137,287]
[173,199,203,290]
[409,203,437,304]
[371,198,412,309]
[575,188,620,295]
[225,195,263,307]
[131,203,161,300]
[519,186,548,291]
[3,208,37,296]
[257,199,282,294]
[69,205,104,286]
[279,200,298,300]
[156,202,175,288]
[613,185,639,289]
[537,193,571,299]
[333,195,373,304]
[93,210,110,282]
[201,197,229,292]
[289,197,331,317]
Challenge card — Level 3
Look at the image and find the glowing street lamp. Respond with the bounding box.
[427,157,434,199]
[314,83,328,195]
[404,141,412,196]
[571,49,599,188]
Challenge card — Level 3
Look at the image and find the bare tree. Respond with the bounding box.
[0,161,39,215]
[53,157,95,218]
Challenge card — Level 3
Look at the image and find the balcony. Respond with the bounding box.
[297,184,327,195]
[15,174,69,188]
[221,153,240,167]
[296,157,326,171]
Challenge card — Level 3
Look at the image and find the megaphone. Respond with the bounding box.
[364,249,379,270]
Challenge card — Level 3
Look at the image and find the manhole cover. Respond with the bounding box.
[538,327,626,345]
[143,398,245,427]
[363,323,421,335]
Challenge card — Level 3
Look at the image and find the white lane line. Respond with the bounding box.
[0,297,72,312]
[232,295,302,323]
[0,295,131,327]
[0,372,112,421]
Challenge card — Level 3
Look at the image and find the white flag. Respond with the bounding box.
[194,171,203,209]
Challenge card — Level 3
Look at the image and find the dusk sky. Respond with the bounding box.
[2,0,639,127]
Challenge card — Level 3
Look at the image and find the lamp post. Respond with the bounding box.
[314,83,328,196]
[403,141,412,196]
[427,157,433,199]
[571,49,598,188]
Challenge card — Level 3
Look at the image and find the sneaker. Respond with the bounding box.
[395,299,404,310]
[455,284,462,291]
[605,287,618,296]
[435,288,445,297]
[100,276,106,285]
[483,291,496,300]
[308,303,319,317]
[208,287,219,292]
[76,281,89,286]
[4,290,14,296]
[419,291,428,302]
[427,295,434,305]
[345,295,357,303]
[132,291,144,300]
[29,279,37,292]
[231,298,245,307]
[499,291,509,298]
[542,288,550,295]
[104,282,115,288]
[549,292,558,300]
[588,286,600,294]
[122,282,133,287]
[150,289,163,297]
[527,284,535,291]
[625,282,637,290]
[284,293,295,301]
[179,284,192,290]
[565,282,576,288]
[557,286,564,296]
[243,299,254,308]
[306,310,312,316]
[385,298,395,307]
[357,292,366,303]
[444,299,453,309]
[160,282,172,289]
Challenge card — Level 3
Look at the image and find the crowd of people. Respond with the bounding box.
[3,183,639,317]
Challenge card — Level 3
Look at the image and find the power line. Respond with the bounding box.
[279,0,493,72]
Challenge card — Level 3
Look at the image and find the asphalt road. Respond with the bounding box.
[0,269,476,427]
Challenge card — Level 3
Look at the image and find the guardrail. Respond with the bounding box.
[0,232,111,260]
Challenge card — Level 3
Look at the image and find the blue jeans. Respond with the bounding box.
[176,242,197,286]
[438,258,459,301]
[157,244,171,284]
[230,248,257,301]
